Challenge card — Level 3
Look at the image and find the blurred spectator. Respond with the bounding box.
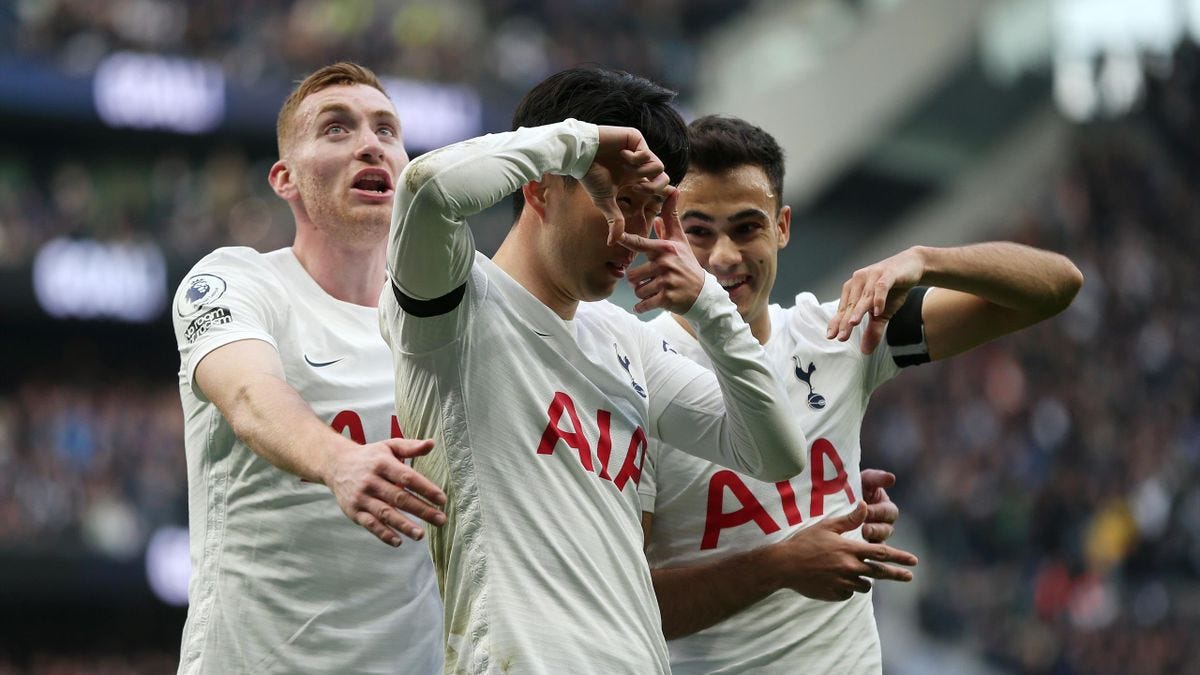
[8,0,745,95]
[0,147,292,271]
[863,42,1200,675]
[0,373,186,558]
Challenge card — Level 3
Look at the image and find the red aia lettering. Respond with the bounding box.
[701,470,780,549]
[330,411,406,444]
[809,438,855,517]
[331,410,366,444]
[612,426,647,491]
[536,392,595,471]
[775,479,803,526]
[536,392,645,491]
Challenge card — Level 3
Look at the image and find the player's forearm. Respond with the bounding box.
[916,242,1083,317]
[681,275,807,481]
[388,120,600,300]
[219,373,349,484]
[652,547,781,640]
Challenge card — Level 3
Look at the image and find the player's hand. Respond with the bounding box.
[324,438,447,547]
[621,188,706,314]
[826,247,927,353]
[585,125,671,246]
[860,469,899,543]
[769,501,917,602]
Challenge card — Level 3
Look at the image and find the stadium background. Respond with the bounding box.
[2,0,1198,672]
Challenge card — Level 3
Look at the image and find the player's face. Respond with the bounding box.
[283,84,408,245]
[678,166,790,333]
[541,178,664,302]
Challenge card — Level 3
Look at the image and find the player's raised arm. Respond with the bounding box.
[827,242,1083,358]
[630,193,807,482]
[388,120,614,308]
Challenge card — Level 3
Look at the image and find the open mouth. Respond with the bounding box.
[351,169,393,196]
[718,275,750,294]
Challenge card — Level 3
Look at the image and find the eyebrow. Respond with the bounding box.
[314,103,400,125]
[680,208,770,222]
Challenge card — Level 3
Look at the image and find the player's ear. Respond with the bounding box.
[521,175,552,219]
[269,160,297,200]
[776,205,792,249]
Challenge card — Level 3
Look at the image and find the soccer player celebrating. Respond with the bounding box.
[172,63,445,673]
[379,68,808,673]
[639,115,1084,673]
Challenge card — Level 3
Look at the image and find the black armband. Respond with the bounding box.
[885,286,931,367]
[393,281,467,317]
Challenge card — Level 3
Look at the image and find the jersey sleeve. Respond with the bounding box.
[642,274,807,482]
[382,119,599,351]
[172,247,286,402]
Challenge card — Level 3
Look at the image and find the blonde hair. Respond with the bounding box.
[276,62,388,157]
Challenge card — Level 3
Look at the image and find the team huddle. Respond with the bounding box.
[171,62,1082,674]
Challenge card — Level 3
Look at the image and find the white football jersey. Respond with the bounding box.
[173,247,442,675]
[380,121,807,674]
[641,298,904,674]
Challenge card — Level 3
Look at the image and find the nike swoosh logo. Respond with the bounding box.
[532,328,551,337]
[304,354,344,368]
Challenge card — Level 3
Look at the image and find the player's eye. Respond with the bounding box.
[684,226,711,238]
[325,124,347,135]
[378,125,396,137]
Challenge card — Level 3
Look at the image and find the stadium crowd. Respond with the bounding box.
[0,148,292,271]
[5,0,746,95]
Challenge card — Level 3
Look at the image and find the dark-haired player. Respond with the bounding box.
[380,68,807,673]
[639,115,1084,673]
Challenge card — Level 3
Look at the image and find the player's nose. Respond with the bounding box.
[709,234,742,269]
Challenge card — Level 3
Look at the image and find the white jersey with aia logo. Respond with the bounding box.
[380,120,806,674]
[641,298,909,675]
[173,247,443,674]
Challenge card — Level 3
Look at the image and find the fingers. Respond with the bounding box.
[863,542,918,568]
[617,146,665,180]
[353,503,424,547]
[865,493,898,524]
[618,231,670,255]
[823,500,867,534]
[861,522,894,544]
[387,438,435,459]
[380,444,447,507]
[604,203,626,247]
[654,187,682,241]
[860,469,897,495]
[860,317,885,355]
[859,559,913,583]
[826,269,894,341]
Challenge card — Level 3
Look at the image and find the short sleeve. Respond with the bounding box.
[172,247,285,402]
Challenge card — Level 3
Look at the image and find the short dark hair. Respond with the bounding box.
[687,115,786,212]
[510,66,689,220]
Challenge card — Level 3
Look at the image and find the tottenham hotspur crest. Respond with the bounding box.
[792,356,826,410]
[615,344,647,398]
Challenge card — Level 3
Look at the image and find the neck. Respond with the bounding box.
[291,223,387,307]
[672,305,771,345]
[493,219,579,320]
